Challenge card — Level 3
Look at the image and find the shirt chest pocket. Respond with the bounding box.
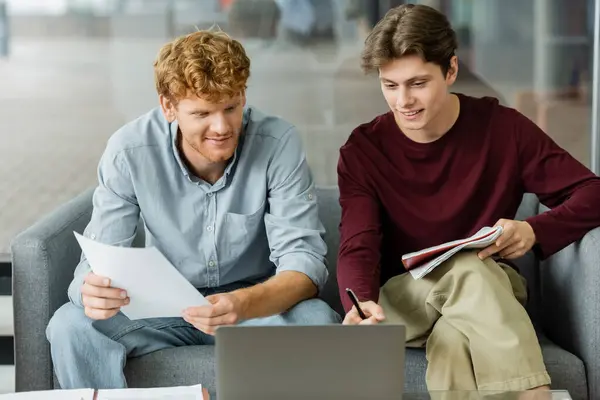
[217,204,265,263]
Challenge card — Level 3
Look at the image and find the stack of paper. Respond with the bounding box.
[0,385,206,400]
[97,384,206,399]
[402,226,504,280]
[0,389,94,399]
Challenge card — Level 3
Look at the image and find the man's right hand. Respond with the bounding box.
[342,301,386,325]
[81,272,129,320]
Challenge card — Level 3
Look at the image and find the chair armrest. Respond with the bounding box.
[540,225,600,399]
[10,188,95,392]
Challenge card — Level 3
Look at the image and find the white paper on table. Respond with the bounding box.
[74,232,209,320]
[96,384,205,400]
[0,389,94,399]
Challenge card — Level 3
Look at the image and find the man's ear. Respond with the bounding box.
[159,94,177,122]
[445,55,459,85]
[240,91,247,108]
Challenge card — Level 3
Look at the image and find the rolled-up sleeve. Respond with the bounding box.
[264,127,329,293]
[68,146,141,307]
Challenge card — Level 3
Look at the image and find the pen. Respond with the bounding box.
[345,288,367,320]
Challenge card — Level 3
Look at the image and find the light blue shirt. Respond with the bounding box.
[68,106,328,307]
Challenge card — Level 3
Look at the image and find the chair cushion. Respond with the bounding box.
[124,346,215,391]
[315,186,344,316]
[123,336,587,399]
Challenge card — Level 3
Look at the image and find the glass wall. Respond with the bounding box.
[0,0,596,255]
[454,0,593,165]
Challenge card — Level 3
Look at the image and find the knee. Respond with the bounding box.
[448,251,485,271]
[46,303,93,346]
[285,298,342,325]
[448,252,507,281]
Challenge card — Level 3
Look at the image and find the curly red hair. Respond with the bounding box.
[154,29,251,104]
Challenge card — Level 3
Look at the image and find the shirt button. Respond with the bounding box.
[207,192,213,197]
[90,233,96,240]
[308,193,313,200]
[208,260,215,267]
[206,225,214,232]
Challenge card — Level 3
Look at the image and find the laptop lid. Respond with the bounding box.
[215,325,406,400]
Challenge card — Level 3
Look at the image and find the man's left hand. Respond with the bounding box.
[182,293,246,335]
[477,219,536,260]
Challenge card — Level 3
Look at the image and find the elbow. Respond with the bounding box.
[276,252,329,296]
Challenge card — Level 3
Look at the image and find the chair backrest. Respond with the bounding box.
[513,193,544,324]
[315,186,345,315]
[314,186,544,321]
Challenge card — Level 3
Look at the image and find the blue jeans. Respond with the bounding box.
[46,294,341,389]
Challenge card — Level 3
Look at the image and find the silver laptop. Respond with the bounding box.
[215,325,406,400]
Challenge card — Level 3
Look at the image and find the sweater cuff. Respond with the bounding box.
[340,286,380,314]
[525,214,554,259]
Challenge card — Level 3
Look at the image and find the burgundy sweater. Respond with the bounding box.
[337,93,600,312]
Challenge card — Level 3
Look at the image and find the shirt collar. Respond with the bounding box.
[170,120,190,178]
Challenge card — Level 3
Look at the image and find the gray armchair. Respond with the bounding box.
[11,187,599,399]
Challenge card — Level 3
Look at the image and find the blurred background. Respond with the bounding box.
[0,0,597,392]
[0,0,596,255]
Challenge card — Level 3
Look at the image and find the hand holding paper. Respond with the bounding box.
[476,219,536,260]
[402,226,504,279]
[81,271,130,320]
[183,292,245,335]
[75,232,209,320]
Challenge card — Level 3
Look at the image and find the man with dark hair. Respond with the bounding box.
[337,3,600,394]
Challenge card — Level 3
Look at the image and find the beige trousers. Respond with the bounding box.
[379,251,551,392]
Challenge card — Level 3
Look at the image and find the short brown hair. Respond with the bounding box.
[154,29,251,104]
[361,4,457,75]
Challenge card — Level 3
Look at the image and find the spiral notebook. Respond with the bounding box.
[402,226,504,280]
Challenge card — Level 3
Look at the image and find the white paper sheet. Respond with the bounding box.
[74,232,209,320]
[0,389,94,399]
[96,384,205,400]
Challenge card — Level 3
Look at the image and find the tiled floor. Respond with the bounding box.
[0,297,13,337]
[0,295,13,394]
[0,365,15,394]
